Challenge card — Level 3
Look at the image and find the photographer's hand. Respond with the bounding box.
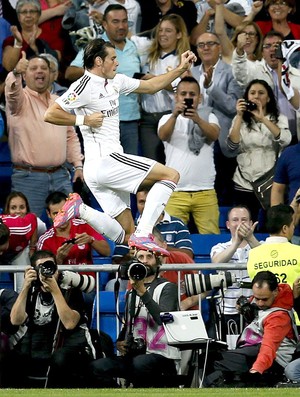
[130,279,147,296]
[116,340,128,356]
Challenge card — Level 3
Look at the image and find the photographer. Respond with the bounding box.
[2,250,95,388]
[205,271,298,387]
[89,248,180,388]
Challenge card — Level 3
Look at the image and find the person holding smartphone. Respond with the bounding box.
[158,76,220,234]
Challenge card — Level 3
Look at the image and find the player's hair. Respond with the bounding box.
[83,38,115,69]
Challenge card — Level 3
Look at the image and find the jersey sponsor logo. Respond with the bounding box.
[62,92,78,105]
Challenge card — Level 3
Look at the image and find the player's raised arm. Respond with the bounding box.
[134,50,197,94]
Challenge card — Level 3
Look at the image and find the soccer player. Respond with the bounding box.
[44,38,196,256]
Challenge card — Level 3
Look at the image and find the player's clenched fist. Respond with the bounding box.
[85,112,105,127]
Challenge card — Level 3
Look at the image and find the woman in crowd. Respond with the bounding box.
[214,1,263,64]
[2,0,58,72]
[137,13,190,163]
[246,0,299,39]
[226,79,291,225]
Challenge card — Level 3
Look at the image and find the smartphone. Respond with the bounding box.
[183,98,193,115]
[62,238,76,245]
[133,72,145,79]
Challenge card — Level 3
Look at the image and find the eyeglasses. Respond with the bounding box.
[18,9,39,15]
[262,42,282,49]
[196,41,219,49]
[269,1,288,6]
[242,32,257,37]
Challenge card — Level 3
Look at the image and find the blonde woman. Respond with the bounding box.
[137,13,190,163]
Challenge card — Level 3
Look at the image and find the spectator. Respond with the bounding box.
[137,13,191,163]
[4,191,46,241]
[65,4,141,155]
[190,31,243,206]
[2,0,59,73]
[158,76,220,234]
[214,1,263,64]
[190,0,250,45]
[5,53,84,218]
[210,205,260,330]
[246,0,299,39]
[232,30,300,143]
[89,247,180,387]
[89,0,141,35]
[0,16,11,94]
[38,0,74,72]
[226,79,291,225]
[2,250,95,388]
[0,222,10,256]
[247,204,300,288]
[204,271,298,387]
[0,210,38,292]
[271,143,300,245]
[137,0,197,35]
[37,191,110,271]
[39,53,68,96]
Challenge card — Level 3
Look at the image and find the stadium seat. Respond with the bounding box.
[218,206,231,234]
[91,291,126,346]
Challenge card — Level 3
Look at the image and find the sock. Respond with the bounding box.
[79,204,125,243]
[135,180,177,236]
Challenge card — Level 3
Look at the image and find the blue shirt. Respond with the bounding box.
[71,33,141,121]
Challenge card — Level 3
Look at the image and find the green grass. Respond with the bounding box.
[0,389,299,397]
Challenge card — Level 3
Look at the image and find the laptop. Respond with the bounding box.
[160,310,211,347]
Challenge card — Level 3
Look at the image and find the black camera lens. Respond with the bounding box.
[39,260,57,277]
[245,101,257,111]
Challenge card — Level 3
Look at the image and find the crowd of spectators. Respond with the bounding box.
[1,0,300,389]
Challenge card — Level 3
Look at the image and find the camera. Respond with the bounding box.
[183,98,193,115]
[118,259,155,281]
[184,271,236,296]
[125,334,146,357]
[245,100,257,111]
[36,260,58,278]
[59,271,95,293]
[236,295,258,324]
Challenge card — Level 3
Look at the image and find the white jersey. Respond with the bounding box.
[56,71,140,157]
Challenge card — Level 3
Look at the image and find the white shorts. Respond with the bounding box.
[84,152,156,218]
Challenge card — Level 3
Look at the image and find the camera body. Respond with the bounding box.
[183,98,193,115]
[118,259,155,281]
[245,100,257,111]
[125,334,146,357]
[62,238,76,245]
[184,271,236,296]
[236,295,258,323]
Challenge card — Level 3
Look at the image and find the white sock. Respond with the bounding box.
[135,180,177,236]
[79,204,125,243]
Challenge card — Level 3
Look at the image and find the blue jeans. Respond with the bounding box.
[285,358,300,381]
[120,120,139,155]
[11,166,72,217]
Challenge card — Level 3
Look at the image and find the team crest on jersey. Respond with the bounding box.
[63,92,78,105]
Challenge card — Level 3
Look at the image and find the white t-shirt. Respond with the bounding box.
[56,71,140,157]
[158,112,219,190]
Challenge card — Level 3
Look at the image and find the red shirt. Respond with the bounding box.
[1,213,37,254]
[37,219,105,277]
